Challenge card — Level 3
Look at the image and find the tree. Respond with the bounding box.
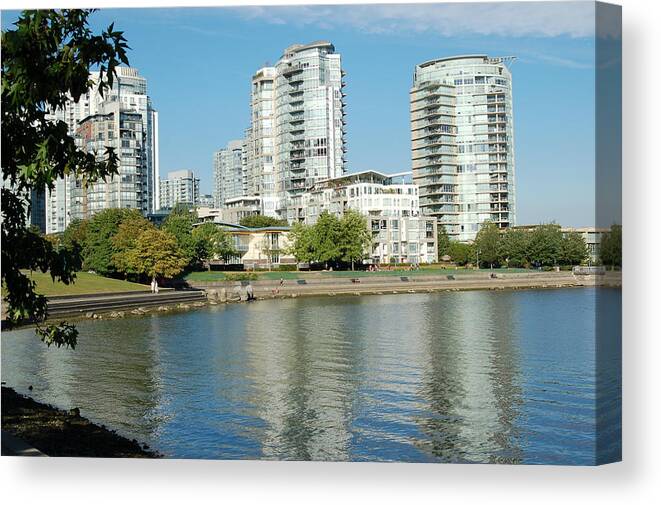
[437,224,451,261]
[162,203,197,267]
[239,214,288,228]
[600,224,622,269]
[286,222,315,264]
[191,222,236,269]
[311,212,342,266]
[338,209,371,270]
[448,241,474,266]
[1,9,128,348]
[559,232,588,266]
[528,224,563,267]
[111,213,155,278]
[499,228,530,268]
[82,208,137,276]
[124,228,188,282]
[61,218,89,253]
[473,221,502,268]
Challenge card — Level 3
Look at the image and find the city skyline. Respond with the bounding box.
[2,3,598,226]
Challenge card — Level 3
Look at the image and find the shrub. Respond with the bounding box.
[278,264,298,271]
[224,272,258,281]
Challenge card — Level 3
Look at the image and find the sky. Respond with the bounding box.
[1,2,611,227]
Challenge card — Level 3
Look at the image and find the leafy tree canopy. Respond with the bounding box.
[124,228,188,280]
[474,221,501,267]
[82,208,140,276]
[599,224,622,268]
[191,222,237,267]
[527,223,563,267]
[311,212,342,264]
[448,241,474,266]
[162,203,197,267]
[499,228,530,268]
[111,213,155,277]
[437,224,451,260]
[285,222,316,264]
[239,214,288,228]
[338,210,371,269]
[559,232,588,266]
[1,9,129,348]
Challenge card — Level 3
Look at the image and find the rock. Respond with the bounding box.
[193,301,205,307]
[93,313,99,319]
[354,292,361,296]
[85,311,94,318]
[68,407,80,417]
[219,288,227,302]
[28,385,33,391]
[291,293,298,298]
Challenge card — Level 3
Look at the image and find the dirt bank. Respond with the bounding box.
[1,386,159,458]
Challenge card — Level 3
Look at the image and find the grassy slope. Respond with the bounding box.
[184,267,530,282]
[22,271,150,296]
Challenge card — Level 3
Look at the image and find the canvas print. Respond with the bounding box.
[1,1,621,465]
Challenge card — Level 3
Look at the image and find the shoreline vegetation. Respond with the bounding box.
[1,387,158,458]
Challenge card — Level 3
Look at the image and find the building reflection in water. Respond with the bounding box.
[1,288,611,463]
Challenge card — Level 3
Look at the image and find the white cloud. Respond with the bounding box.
[236,2,596,38]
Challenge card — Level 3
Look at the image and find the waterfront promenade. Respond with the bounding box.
[194,270,621,301]
[3,270,621,322]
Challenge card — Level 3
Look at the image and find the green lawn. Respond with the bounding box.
[19,271,150,297]
[184,267,531,282]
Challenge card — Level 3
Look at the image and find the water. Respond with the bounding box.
[1,288,621,464]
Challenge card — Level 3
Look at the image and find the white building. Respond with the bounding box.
[198,193,215,208]
[159,169,200,210]
[45,67,159,232]
[213,140,246,208]
[245,67,278,216]
[286,170,438,264]
[411,55,516,241]
[243,41,346,219]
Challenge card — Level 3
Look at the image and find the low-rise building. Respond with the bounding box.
[286,170,438,264]
[194,222,295,269]
[198,193,214,208]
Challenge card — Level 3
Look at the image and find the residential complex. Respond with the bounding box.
[219,41,347,218]
[198,194,215,208]
[272,41,346,210]
[159,169,200,210]
[73,101,148,218]
[411,55,516,242]
[45,67,159,233]
[213,140,246,208]
[245,67,278,216]
[283,170,437,264]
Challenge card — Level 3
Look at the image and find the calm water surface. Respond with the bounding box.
[1,288,621,464]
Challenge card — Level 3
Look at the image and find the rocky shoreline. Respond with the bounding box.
[1,386,159,458]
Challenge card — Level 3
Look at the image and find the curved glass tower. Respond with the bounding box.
[411,55,516,241]
[273,41,346,219]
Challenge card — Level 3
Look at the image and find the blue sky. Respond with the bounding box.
[2,2,607,226]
